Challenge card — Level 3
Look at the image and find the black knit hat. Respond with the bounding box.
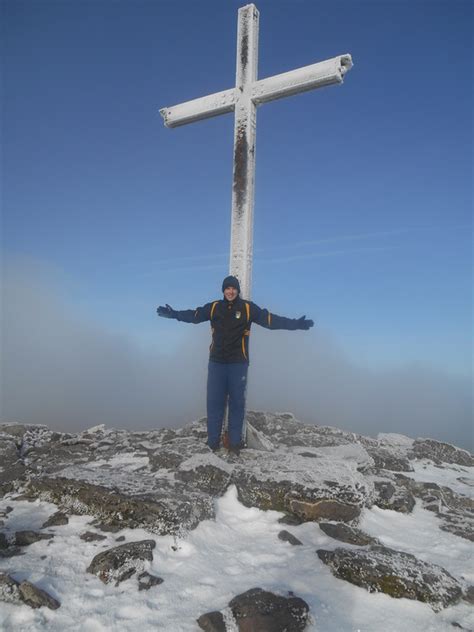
[222,275,240,293]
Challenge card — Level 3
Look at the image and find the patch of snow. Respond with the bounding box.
[406,459,474,496]
[377,432,414,448]
[1,483,472,631]
[84,424,106,434]
[179,453,234,474]
[359,504,473,585]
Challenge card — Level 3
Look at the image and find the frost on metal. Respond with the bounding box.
[252,54,353,104]
[159,3,353,298]
[159,88,236,128]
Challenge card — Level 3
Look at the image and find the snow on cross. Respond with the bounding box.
[160,3,353,299]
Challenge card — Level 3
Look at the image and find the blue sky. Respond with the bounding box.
[1,0,472,444]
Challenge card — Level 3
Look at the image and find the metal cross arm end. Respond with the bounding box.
[160,88,237,128]
[251,54,353,105]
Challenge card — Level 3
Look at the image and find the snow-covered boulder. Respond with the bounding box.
[198,587,310,631]
[317,545,463,611]
[232,444,373,522]
[86,539,156,585]
[410,439,474,466]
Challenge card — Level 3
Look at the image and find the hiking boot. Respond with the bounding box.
[228,445,240,457]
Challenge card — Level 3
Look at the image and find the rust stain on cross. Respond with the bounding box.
[240,32,249,72]
[233,125,248,216]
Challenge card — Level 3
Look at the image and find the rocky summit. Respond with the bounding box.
[0,411,473,628]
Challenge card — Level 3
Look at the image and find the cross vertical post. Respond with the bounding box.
[230,4,258,299]
[160,3,353,299]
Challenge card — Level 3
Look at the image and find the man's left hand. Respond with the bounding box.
[297,315,314,330]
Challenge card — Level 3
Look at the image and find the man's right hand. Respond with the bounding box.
[157,304,177,319]
[296,315,314,330]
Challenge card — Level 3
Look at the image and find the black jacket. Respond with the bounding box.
[174,296,302,364]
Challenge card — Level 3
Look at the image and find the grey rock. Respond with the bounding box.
[149,449,185,471]
[410,439,474,466]
[365,447,413,472]
[0,423,49,440]
[0,572,22,604]
[317,545,463,611]
[115,535,126,542]
[0,424,24,439]
[287,497,360,523]
[137,571,163,591]
[278,514,303,526]
[26,476,214,536]
[0,546,25,558]
[246,422,274,451]
[229,587,309,631]
[462,585,474,604]
[87,539,156,585]
[0,432,25,496]
[0,533,9,549]
[0,572,60,609]
[318,522,378,546]
[278,530,303,546]
[80,531,107,542]
[245,411,358,449]
[15,531,54,546]
[395,477,474,542]
[95,523,123,533]
[42,511,69,528]
[176,460,232,496]
[197,611,226,632]
[372,479,416,513]
[232,446,370,523]
[457,476,474,488]
[18,580,60,610]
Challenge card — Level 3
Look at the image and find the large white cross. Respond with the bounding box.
[160,3,352,299]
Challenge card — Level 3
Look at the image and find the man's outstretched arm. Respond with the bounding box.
[250,303,314,331]
[157,303,212,324]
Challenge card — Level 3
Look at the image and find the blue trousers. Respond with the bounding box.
[207,361,248,449]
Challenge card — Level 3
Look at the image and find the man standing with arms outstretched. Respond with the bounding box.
[157,276,313,455]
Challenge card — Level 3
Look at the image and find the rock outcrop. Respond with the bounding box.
[1,413,472,541]
[0,412,472,624]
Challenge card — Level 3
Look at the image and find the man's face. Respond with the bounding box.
[224,286,238,301]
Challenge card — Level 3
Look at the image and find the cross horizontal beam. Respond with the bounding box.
[160,54,352,129]
[160,88,237,128]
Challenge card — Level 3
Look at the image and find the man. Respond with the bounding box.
[157,275,313,455]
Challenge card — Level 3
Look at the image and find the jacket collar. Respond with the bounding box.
[223,295,241,307]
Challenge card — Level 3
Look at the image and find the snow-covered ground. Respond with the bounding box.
[0,462,473,632]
